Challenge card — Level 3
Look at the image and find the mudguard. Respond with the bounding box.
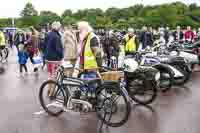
[133,66,159,80]
[152,63,175,78]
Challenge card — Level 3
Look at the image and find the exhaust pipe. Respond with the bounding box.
[71,99,93,109]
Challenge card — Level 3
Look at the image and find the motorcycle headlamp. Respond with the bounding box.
[155,72,160,81]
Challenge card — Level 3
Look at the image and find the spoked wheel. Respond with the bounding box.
[128,79,157,105]
[96,85,131,127]
[159,71,173,92]
[1,48,9,61]
[3,48,9,60]
[39,80,67,116]
[0,52,3,62]
[0,66,5,74]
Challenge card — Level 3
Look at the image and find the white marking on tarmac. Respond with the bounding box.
[33,110,46,115]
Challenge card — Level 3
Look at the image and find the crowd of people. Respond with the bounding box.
[0,22,200,79]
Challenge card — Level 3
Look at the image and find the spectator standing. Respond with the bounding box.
[173,26,184,42]
[78,21,102,70]
[44,21,64,80]
[25,27,39,72]
[164,27,170,44]
[142,27,154,49]
[184,26,194,43]
[140,26,147,49]
[0,29,6,50]
[63,26,78,66]
[197,28,200,40]
[14,30,26,51]
[39,28,47,69]
[17,44,28,77]
[124,28,139,55]
[107,30,120,67]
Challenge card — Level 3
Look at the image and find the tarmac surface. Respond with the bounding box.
[0,48,200,133]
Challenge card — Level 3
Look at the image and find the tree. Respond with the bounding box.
[189,3,198,11]
[40,11,60,26]
[171,2,188,15]
[7,1,200,28]
[19,16,40,27]
[20,2,38,17]
[128,4,144,17]
[62,16,76,25]
[0,18,12,27]
[105,8,120,23]
[61,9,72,19]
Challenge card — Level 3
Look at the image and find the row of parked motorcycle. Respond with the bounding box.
[39,40,200,129]
[119,40,200,105]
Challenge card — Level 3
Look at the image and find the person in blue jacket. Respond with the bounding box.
[18,44,29,76]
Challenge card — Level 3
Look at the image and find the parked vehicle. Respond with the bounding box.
[123,53,160,105]
[39,63,131,127]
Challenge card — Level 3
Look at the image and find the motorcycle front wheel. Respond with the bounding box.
[39,80,67,116]
[96,84,131,127]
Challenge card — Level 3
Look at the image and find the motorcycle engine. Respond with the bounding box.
[71,90,93,113]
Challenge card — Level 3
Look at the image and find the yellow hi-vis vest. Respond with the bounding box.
[0,32,5,46]
[84,33,98,70]
[125,35,136,52]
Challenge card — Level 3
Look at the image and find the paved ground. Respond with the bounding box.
[1,48,200,133]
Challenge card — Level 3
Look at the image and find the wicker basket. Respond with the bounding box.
[64,68,74,77]
[101,71,124,81]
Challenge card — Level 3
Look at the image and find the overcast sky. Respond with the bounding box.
[0,0,199,18]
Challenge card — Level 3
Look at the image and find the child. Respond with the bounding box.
[18,44,28,76]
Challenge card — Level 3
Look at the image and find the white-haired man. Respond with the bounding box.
[44,21,64,80]
[123,28,139,55]
[77,21,102,78]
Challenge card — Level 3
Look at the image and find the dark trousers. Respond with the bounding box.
[29,53,34,64]
[20,64,28,73]
[105,49,111,67]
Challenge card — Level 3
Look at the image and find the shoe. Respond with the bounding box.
[34,68,38,72]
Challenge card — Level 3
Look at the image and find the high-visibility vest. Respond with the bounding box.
[125,35,136,52]
[84,32,98,69]
[0,32,5,46]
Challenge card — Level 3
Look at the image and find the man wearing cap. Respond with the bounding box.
[123,28,139,55]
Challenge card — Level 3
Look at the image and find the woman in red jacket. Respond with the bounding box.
[184,26,194,43]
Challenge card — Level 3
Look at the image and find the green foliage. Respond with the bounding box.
[62,16,76,25]
[0,18,12,27]
[1,2,200,29]
[18,16,40,27]
[40,11,60,26]
[20,2,38,17]
[62,9,73,19]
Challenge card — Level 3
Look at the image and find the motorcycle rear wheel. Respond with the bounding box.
[127,78,157,105]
